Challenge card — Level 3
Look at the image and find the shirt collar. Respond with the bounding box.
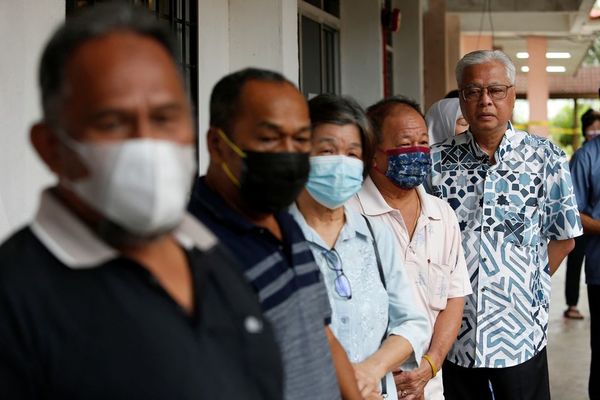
[288,203,370,250]
[416,185,442,221]
[355,176,395,217]
[31,189,217,270]
[466,121,517,163]
[357,177,440,221]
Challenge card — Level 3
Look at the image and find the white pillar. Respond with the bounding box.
[340,0,383,107]
[0,0,63,241]
[392,0,424,105]
[526,36,549,137]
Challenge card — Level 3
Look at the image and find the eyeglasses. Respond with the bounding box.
[322,249,352,300]
[460,84,513,102]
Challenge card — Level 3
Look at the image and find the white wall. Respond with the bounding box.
[340,0,383,107]
[393,0,424,105]
[0,0,63,242]
[196,0,299,173]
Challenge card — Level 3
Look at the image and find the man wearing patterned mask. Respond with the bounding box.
[348,96,471,400]
[0,4,282,399]
[187,68,362,400]
[430,50,582,400]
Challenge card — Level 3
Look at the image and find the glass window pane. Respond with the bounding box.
[304,0,321,8]
[323,0,339,17]
[301,16,322,97]
[323,26,340,94]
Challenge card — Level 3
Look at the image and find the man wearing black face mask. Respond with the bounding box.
[188,68,363,400]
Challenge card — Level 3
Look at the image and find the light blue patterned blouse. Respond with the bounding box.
[289,204,430,398]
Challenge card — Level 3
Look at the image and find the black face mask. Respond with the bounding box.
[218,130,309,214]
[239,151,309,213]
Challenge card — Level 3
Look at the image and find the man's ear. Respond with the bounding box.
[206,127,224,162]
[30,122,62,175]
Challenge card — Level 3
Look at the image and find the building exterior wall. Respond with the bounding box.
[0,0,63,241]
[393,0,424,106]
[0,0,425,241]
[340,0,384,108]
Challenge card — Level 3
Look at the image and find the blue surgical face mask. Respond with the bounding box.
[306,155,364,209]
[378,146,431,189]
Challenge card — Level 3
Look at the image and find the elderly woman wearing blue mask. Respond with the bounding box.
[289,94,429,400]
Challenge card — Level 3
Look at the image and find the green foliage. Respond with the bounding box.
[584,35,600,66]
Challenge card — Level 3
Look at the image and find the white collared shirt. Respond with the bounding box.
[348,179,471,400]
[31,189,217,269]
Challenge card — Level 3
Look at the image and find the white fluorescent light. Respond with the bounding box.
[546,52,571,59]
[516,52,571,60]
[546,66,566,72]
[521,66,530,72]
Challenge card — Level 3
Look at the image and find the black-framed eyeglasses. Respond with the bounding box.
[460,84,514,102]
[322,249,352,300]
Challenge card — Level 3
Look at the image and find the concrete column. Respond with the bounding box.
[460,35,493,56]
[340,0,383,107]
[0,0,62,241]
[423,0,447,110]
[445,14,461,92]
[198,0,230,173]
[526,36,549,137]
[228,0,298,82]
[392,0,423,105]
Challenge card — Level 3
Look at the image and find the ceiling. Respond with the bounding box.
[446,0,600,76]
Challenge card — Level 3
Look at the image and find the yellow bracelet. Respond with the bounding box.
[422,354,438,378]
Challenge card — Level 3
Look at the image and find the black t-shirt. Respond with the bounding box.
[0,227,282,399]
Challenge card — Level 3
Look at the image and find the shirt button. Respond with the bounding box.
[341,317,349,324]
[244,316,264,334]
[485,200,493,205]
[483,226,490,232]
[481,287,486,292]
[482,257,488,262]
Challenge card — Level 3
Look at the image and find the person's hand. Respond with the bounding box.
[365,390,384,400]
[393,364,431,400]
[352,361,383,399]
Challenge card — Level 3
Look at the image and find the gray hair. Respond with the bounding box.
[39,3,177,126]
[455,50,516,86]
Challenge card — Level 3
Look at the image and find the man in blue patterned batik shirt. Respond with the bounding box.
[429,50,582,400]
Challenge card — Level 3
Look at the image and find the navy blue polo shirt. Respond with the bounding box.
[188,177,340,400]
[0,190,282,400]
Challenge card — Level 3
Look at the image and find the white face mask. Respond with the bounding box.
[61,137,196,237]
[586,130,600,141]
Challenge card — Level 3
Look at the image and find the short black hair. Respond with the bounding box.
[39,2,177,125]
[209,68,294,135]
[581,108,600,138]
[308,94,375,178]
[444,89,460,99]
[366,96,424,144]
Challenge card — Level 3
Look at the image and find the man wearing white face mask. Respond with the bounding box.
[0,4,282,399]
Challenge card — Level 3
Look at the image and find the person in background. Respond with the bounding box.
[290,94,429,400]
[569,107,600,399]
[425,98,469,145]
[430,50,582,400]
[187,68,362,400]
[348,96,471,400]
[563,108,600,320]
[0,4,282,399]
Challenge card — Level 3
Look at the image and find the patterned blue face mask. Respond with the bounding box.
[306,155,364,209]
[378,146,431,189]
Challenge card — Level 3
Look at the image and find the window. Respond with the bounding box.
[382,0,394,98]
[298,1,341,98]
[66,0,198,114]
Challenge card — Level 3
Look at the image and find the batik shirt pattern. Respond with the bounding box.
[430,123,582,368]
